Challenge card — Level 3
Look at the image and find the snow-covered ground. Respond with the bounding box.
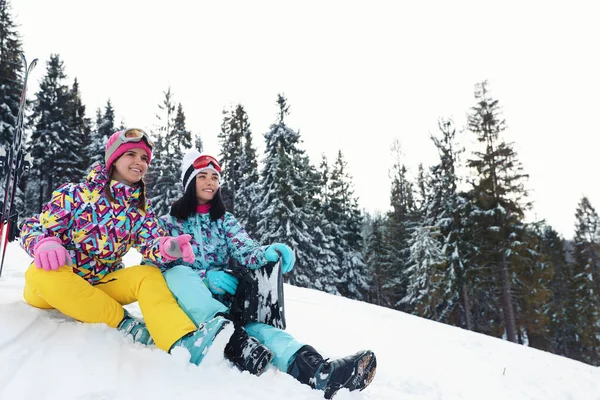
[0,241,597,400]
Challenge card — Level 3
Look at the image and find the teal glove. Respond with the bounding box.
[204,270,239,295]
[264,243,295,274]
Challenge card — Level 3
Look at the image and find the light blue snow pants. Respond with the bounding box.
[163,265,304,371]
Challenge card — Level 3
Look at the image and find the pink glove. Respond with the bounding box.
[159,234,195,263]
[33,237,72,271]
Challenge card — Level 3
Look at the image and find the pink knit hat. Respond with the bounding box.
[105,128,153,168]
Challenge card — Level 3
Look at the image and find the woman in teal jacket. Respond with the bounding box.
[155,150,376,399]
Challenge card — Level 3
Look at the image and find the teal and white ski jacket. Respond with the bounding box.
[154,212,269,275]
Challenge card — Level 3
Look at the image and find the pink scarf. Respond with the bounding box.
[196,203,211,214]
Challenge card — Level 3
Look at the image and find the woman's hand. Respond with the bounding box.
[159,234,195,263]
[264,243,295,274]
[205,270,239,295]
[33,237,72,271]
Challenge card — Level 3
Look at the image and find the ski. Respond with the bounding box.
[0,53,37,277]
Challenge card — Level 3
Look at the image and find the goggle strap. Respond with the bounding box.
[105,139,127,163]
[105,135,151,164]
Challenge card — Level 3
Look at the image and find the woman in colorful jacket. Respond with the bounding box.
[156,150,377,399]
[19,129,235,366]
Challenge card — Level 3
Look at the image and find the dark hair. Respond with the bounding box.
[105,165,147,211]
[170,179,226,222]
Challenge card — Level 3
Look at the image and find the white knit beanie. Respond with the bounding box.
[181,150,222,192]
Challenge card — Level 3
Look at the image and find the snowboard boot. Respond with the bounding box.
[170,315,234,365]
[117,309,154,346]
[224,326,274,376]
[287,345,377,399]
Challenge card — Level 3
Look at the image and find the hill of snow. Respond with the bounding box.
[0,241,597,400]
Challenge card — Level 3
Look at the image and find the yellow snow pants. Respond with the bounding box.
[23,263,196,352]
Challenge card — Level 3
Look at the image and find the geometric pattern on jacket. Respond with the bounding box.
[154,211,269,275]
[20,163,167,285]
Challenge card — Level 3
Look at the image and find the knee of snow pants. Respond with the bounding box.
[163,265,228,326]
[24,263,196,352]
[244,322,304,371]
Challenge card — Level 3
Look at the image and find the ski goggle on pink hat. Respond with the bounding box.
[105,128,154,167]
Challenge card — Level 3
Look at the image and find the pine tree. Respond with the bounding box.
[513,223,553,348]
[364,214,390,305]
[144,89,171,202]
[194,133,203,153]
[65,78,89,180]
[540,226,576,357]
[148,89,191,216]
[571,196,600,364]
[426,119,473,327]
[26,55,75,213]
[401,225,447,318]
[327,150,368,299]
[0,0,24,209]
[305,153,340,294]
[173,103,192,153]
[99,100,116,138]
[218,104,246,213]
[0,0,22,149]
[464,80,534,342]
[415,163,429,214]
[236,105,261,237]
[256,94,321,289]
[383,139,417,309]
[87,100,116,168]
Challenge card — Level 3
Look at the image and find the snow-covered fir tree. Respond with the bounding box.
[256,94,322,289]
[87,100,116,168]
[464,80,536,343]
[0,0,22,150]
[571,196,600,365]
[194,132,203,153]
[26,55,78,213]
[234,105,261,237]
[173,103,192,152]
[327,150,368,299]
[425,119,471,326]
[147,88,191,217]
[537,225,577,359]
[218,104,246,213]
[383,140,417,309]
[512,223,553,348]
[536,225,575,358]
[415,163,429,214]
[401,225,447,319]
[364,213,390,305]
[0,0,24,212]
[302,153,340,295]
[65,78,90,180]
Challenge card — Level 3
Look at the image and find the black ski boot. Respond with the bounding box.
[287,345,377,399]
[224,326,273,376]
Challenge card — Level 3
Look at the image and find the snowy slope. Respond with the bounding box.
[0,241,598,400]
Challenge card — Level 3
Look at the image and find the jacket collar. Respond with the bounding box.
[86,162,142,204]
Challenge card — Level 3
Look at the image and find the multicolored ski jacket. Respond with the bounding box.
[20,163,168,284]
[155,212,268,274]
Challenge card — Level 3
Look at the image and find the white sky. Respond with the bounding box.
[11,0,600,239]
[2,242,599,399]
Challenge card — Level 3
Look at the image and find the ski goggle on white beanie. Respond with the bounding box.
[181,150,222,192]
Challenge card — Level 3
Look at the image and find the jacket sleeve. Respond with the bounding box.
[133,205,170,266]
[20,183,78,257]
[223,213,268,269]
[159,214,185,237]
